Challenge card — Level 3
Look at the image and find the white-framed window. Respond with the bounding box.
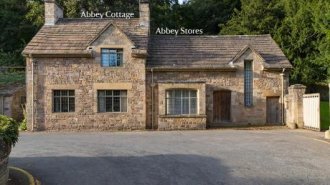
[244,60,253,107]
[166,89,197,115]
[53,90,75,113]
[98,90,127,112]
[101,48,123,67]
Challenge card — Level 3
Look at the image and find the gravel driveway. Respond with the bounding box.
[9,129,330,185]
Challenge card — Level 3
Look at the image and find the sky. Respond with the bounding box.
[178,0,187,4]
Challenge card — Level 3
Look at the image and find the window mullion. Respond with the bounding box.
[112,91,114,112]
[188,90,191,115]
[180,90,183,115]
[59,94,62,112]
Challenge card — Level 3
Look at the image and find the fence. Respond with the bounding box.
[303,93,320,131]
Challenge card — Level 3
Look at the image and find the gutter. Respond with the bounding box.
[281,68,285,125]
[30,56,35,132]
[151,68,155,130]
[146,66,237,72]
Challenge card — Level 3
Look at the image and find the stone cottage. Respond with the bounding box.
[23,0,293,131]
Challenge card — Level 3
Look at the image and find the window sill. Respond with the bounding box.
[97,112,128,114]
[159,114,207,118]
[52,112,76,114]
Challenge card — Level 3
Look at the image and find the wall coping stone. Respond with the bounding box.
[289,84,306,89]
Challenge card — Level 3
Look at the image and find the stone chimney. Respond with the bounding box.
[44,0,63,26]
[139,0,150,33]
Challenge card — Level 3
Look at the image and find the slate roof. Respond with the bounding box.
[23,18,148,56]
[147,35,292,69]
[23,19,292,70]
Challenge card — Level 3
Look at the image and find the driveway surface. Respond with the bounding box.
[9,129,330,185]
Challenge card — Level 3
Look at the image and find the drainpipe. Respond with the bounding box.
[30,56,35,132]
[281,68,285,125]
[151,68,155,130]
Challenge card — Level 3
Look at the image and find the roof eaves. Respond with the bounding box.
[146,66,237,72]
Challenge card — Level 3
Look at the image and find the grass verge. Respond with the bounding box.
[321,101,330,130]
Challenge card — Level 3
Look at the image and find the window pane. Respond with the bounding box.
[101,54,110,67]
[190,98,197,114]
[61,97,68,112]
[109,53,117,66]
[69,97,75,112]
[98,90,106,97]
[117,52,123,66]
[54,90,61,97]
[54,97,61,112]
[174,97,181,115]
[69,90,74,96]
[175,90,181,98]
[182,98,189,114]
[98,97,106,112]
[61,90,68,96]
[121,97,127,112]
[113,90,121,96]
[190,90,197,98]
[182,90,189,98]
[106,97,112,112]
[244,60,253,106]
[113,97,120,112]
[106,90,112,96]
[120,90,127,97]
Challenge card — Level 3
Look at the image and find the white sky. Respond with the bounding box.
[178,0,185,4]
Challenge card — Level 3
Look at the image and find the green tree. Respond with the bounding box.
[220,0,284,35]
[220,0,330,85]
[0,0,38,65]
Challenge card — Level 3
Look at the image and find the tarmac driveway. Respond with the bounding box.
[9,129,330,185]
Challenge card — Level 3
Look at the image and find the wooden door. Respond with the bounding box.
[266,97,280,124]
[213,91,231,123]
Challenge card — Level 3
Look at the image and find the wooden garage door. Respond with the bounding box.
[266,97,280,124]
[213,91,231,123]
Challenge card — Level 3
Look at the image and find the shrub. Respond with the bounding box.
[19,119,27,131]
[19,105,27,131]
[0,115,19,147]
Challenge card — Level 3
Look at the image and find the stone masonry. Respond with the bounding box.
[146,49,290,129]
[26,26,146,130]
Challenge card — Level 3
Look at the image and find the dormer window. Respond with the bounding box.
[101,48,123,67]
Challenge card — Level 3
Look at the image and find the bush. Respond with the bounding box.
[0,115,19,147]
[19,119,27,131]
[19,105,27,131]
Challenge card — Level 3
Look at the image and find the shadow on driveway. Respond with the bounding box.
[11,154,311,185]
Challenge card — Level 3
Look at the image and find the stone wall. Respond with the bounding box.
[26,25,146,131]
[158,116,206,130]
[285,84,306,129]
[146,49,289,128]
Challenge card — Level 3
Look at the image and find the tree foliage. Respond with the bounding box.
[221,0,330,85]
[0,0,328,85]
